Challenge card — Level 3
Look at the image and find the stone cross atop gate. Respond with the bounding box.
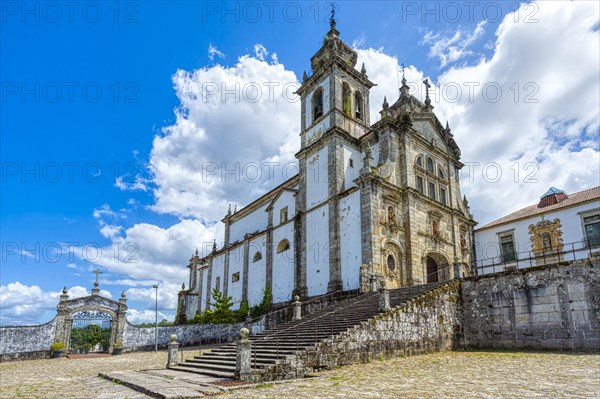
[92,268,103,296]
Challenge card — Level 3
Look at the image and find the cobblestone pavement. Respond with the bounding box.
[0,348,202,399]
[1,350,598,398]
[220,351,600,399]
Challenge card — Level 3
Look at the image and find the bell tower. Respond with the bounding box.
[295,16,375,297]
[296,17,375,148]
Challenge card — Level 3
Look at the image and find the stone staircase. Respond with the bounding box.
[170,282,442,381]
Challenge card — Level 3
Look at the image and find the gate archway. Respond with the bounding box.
[70,311,113,354]
[54,287,127,355]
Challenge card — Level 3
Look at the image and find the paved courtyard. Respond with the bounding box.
[0,350,598,398]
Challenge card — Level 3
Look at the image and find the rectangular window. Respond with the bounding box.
[583,214,600,247]
[231,272,240,283]
[428,182,436,200]
[280,207,288,224]
[499,234,516,263]
[416,176,424,193]
[440,188,446,206]
[349,158,354,168]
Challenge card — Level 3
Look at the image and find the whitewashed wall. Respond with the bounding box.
[306,147,329,209]
[306,117,331,146]
[248,234,267,306]
[340,191,361,290]
[229,204,268,243]
[306,204,330,296]
[227,244,244,309]
[272,222,295,303]
[272,190,296,226]
[343,146,361,190]
[211,254,225,294]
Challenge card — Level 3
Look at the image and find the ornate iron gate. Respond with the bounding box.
[70,311,112,354]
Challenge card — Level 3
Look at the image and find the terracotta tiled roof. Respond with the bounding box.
[477,186,600,231]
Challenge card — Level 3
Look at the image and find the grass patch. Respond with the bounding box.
[254,383,274,389]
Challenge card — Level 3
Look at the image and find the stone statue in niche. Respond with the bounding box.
[542,233,552,250]
[387,206,396,224]
[432,220,440,237]
[460,233,467,249]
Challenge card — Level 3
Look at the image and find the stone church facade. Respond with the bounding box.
[178,21,476,320]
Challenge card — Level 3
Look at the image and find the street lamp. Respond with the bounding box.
[152,284,158,352]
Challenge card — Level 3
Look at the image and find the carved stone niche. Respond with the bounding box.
[529,218,564,265]
[459,226,469,257]
[427,210,443,240]
[380,194,402,233]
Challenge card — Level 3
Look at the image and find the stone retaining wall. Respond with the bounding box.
[122,321,244,351]
[255,281,463,381]
[462,260,599,350]
[0,318,57,361]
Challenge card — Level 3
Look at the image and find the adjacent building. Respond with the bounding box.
[474,186,600,274]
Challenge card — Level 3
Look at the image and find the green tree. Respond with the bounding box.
[251,287,272,319]
[209,289,236,323]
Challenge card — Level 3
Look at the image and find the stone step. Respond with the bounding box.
[183,358,275,369]
[197,352,288,361]
[99,370,224,398]
[209,348,299,357]
[168,364,235,379]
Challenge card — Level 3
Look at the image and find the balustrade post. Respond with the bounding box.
[293,295,302,321]
[378,280,390,312]
[370,273,378,293]
[166,334,180,369]
[235,327,251,381]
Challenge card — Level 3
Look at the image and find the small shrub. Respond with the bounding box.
[50,342,67,351]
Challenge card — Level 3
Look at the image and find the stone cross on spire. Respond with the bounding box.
[401,63,406,83]
[423,79,434,112]
[329,2,337,29]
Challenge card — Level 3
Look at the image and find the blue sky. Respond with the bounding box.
[1,1,599,324]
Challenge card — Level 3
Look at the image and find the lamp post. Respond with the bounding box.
[152,284,158,352]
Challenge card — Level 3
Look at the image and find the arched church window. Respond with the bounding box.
[253,251,262,262]
[416,156,423,168]
[312,87,324,121]
[427,157,434,173]
[342,82,351,116]
[354,91,363,120]
[277,239,290,253]
[387,254,396,271]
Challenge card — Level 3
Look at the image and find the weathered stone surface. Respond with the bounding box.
[246,281,464,382]
[216,351,600,399]
[0,318,57,360]
[462,261,600,350]
[0,349,204,398]
[122,321,244,351]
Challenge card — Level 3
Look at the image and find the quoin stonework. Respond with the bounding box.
[178,19,476,321]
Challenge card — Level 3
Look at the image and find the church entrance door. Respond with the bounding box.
[426,257,438,284]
